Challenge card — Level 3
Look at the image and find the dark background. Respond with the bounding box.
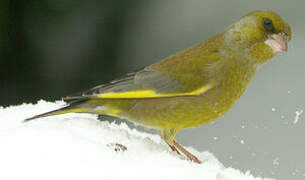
[1,1,304,179]
[0,0,144,106]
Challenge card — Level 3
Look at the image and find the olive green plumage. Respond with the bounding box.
[24,11,291,163]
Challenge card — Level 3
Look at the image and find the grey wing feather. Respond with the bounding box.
[64,68,181,102]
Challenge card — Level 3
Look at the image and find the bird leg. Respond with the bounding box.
[166,142,181,155]
[160,129,201,163]
[173,140,202,164]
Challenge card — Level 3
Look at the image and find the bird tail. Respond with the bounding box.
[23,100,88,122]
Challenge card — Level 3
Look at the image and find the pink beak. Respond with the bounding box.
[264,33,288,52]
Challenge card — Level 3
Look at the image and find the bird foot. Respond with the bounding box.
[166,142,181,155]
[167,140,202,164]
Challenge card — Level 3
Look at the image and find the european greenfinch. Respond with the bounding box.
[24,11,291,163]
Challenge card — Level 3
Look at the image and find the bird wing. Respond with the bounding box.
[64,68,215,102]
[65,43,221,101]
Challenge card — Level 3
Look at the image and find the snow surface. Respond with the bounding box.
[0,100,274,180]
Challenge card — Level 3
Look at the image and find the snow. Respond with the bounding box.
[272,158,280,166]
[293,109,303,124]
[0,100,274,180]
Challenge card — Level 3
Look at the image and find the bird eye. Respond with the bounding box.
[263,18,275,32]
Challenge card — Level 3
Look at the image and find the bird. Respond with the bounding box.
[24,11,291,163]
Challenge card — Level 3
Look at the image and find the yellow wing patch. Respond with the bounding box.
[97,83,214,99]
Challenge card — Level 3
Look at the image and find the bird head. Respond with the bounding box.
[224,11,291,64]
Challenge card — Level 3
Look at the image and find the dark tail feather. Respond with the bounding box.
[23,106,68,122]
[23,99,89,122]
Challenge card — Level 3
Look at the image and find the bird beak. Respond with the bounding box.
[264,32,288,52]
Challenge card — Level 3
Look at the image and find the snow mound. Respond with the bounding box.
[0,100,274,180]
